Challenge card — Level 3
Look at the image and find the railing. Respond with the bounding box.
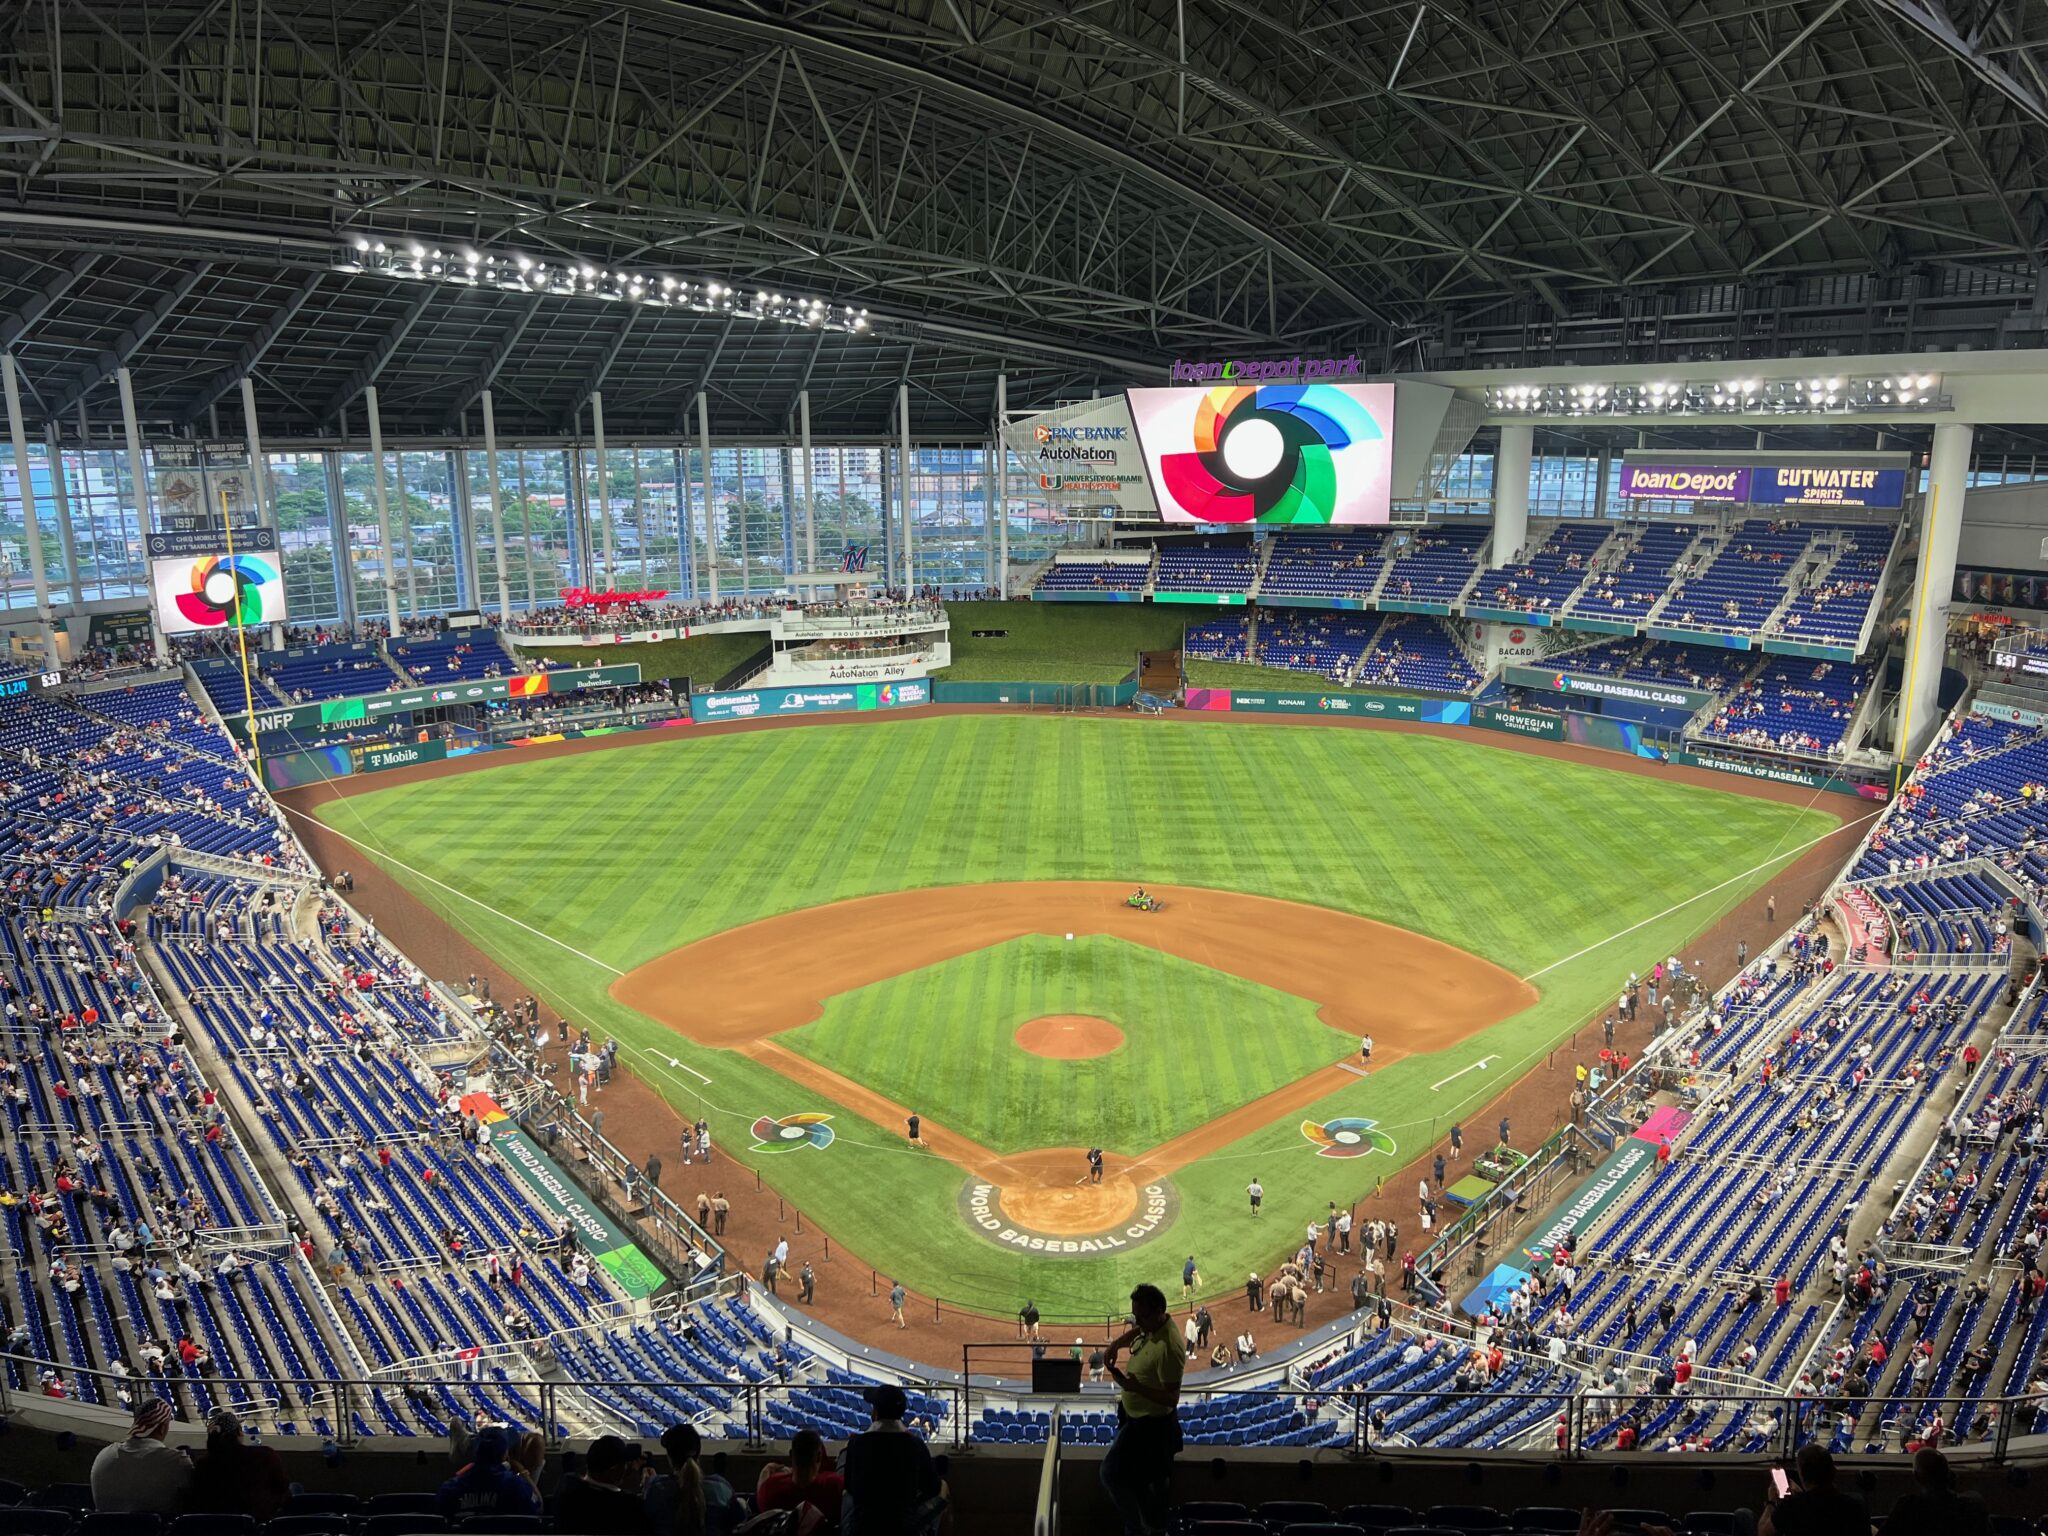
[1034,1405,1062,1536]
[4,1349,2046,1462]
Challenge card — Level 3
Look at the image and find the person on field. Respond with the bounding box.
[889,1279,907,1328]
[1181,1255,1199,1302]
[1246,1176,1262,1216]
[906,1111,922,1148]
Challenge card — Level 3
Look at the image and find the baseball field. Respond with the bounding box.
[311,712,1841,1316]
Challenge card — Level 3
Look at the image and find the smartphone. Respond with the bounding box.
[1770,1469,1791,1498]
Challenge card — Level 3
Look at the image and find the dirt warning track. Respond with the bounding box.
[611,880,1536,1234]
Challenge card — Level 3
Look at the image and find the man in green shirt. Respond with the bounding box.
[1100,1282,1185,1536]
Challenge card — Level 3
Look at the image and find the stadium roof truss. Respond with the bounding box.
[0,0,2044,440]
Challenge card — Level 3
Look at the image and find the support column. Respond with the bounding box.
[697,392,718,603]
[898,381,914,592]
[449,449,474,608]
[44,424,85,609]
[799,390,816,573]
[481,391,511,618]
[363,385,402,635]
[779,444,797,579]
[325,452,357,632]
[1493,423,1532,563]
[238,377,283,647]
[1,354,56,659]
[1898,422,1972,771]
[994,372,1008,595]
[592,393,614,591]
[117,367,169,662]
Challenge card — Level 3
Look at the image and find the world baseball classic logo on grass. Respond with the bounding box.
[749,1113,835,1153]
[1300,1117,1395,1158]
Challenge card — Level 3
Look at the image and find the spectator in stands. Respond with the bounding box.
[558,1436,655,1535]
[755,1429,844,1525]
[185,1409,290,1521]
[645,1423,734,1536]
[840,1383,945,1536]
[437,1425,545,1521]
[1885,1448,1989,1536]
[1760,1444,1868,1536]
[1099,1281,1185,1536]
[90,1398,191,1513]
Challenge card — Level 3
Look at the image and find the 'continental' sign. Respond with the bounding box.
[1504,664,1713,712]
[234,664,643,737]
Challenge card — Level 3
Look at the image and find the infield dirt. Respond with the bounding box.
[280,704,1869,1364]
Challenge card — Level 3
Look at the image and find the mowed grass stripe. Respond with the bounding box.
[325,715,1836,1311]
[781,935,1358,1153]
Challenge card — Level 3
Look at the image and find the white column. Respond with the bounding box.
[481,391,512,619]
[698,391,718,603]
[1492,423,1532,564]
[513,447,537,609]
[1898,422,1972,767]
[1,354,56,659]
[363,385,402,634]
[898,380,914,592]
[994,372,1008,595]
[799,390,816,574]
[44,424,86,608]
[117,368,169,662]
[592,392,614,591]
[238,376,284,648]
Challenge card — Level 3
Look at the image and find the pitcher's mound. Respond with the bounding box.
[1016,1015,1124,1059]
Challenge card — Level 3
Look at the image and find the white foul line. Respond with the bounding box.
[1432,1056,1499,1092]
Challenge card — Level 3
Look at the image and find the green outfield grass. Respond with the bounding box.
[315,713,1840,1315]
[781,934,1354,1154]
[937,600,1230,682]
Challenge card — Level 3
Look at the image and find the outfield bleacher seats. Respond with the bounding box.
[1155,541,1257,595]
[385,633,512,683]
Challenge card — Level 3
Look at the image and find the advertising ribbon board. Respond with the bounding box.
[233,664,643,737]
[1617,465,1751,501]
[1503,664,1715,713]
[690,680,930,722]
[1750,466,1906,509]
[1471,703,1565,740]
[1516,1136,1657,1273]
[358,741,448,773]
[460,1094,665,1299]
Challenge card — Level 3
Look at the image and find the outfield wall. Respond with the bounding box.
[267,674,1880,800]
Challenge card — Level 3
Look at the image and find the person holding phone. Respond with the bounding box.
[1099,1282,1185,1536]
[1759,1445,1868,1536]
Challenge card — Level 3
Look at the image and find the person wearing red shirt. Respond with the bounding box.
[1673,1356,1693,1389]
[1869,1338,1888,1368]
[1655,1139,1672,1173]
[1614,1419,1638,1451]
[755,1430,843,1523]
[1773,1275,1792,1307]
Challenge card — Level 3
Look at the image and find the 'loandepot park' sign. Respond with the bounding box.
[235,664,642,737]
[1504,663,1714,712]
